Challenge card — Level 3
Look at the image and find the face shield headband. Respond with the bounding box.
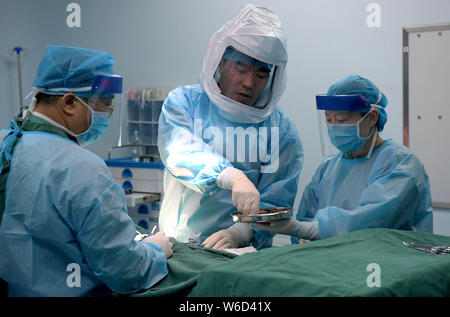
[24,75,123,115]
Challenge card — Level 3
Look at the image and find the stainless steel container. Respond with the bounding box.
[231,207,293,223]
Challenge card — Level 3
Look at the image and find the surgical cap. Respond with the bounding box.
[327,75,388,131]
[32,45,115,98]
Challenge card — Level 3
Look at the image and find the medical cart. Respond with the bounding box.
[106,88,171,230]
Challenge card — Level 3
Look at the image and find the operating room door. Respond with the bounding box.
[403,22,450,208]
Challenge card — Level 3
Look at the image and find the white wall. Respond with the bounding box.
[1,0,449,234]
[433,209,450,237]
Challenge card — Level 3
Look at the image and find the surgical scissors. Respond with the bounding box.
[403,241,450,255]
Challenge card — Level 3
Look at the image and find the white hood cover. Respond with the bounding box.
[200,4,288,123]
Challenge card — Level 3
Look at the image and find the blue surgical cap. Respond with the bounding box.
[327,75,388,131]
[32,45,115,98]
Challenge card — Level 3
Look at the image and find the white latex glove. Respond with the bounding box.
[217,166,260,215]
[252,219,320,241]
[202,228,246,250]
[143,232,174,258]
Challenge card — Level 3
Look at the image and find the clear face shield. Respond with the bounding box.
[214,46,276,109]
[79,75,123,118]
[316,94,379,158]
[25,75,124,145]
[74,75,124,145]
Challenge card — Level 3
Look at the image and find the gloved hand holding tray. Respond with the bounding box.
[231,207,293,223]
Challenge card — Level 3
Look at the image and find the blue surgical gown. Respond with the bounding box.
[0,128,167,296]
[296,140,433,241]
[158,84,304,249]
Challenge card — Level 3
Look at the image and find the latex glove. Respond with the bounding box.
[143,232,174,258]
[217,166,260,215]
[252,219,320,240]
[202,228,246,250]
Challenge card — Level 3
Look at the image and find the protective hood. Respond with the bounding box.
[200,4,288,124]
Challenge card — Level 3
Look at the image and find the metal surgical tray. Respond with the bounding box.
[231,207,293,223]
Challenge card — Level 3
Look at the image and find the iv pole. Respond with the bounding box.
[10,47,25,117]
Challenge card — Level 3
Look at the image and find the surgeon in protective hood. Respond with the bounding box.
[158,4,304,250]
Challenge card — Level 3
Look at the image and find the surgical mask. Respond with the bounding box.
[327,111,375,154]
[75,96,110,145]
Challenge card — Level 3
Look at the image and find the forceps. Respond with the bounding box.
[402,241,450,255]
